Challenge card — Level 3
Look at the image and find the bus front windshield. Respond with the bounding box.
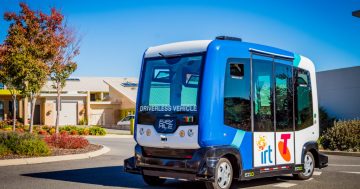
[139,54,203,113]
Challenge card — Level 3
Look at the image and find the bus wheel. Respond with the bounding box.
[142,175,166,186]
[205,158,233,189]
[294,151,315,180]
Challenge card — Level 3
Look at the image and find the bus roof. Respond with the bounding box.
[144,38,295,59]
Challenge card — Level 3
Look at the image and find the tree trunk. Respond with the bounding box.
[12,94,17,132]
[29,94,37,133]
[55,84,61,133]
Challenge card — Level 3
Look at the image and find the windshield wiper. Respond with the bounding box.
[158,52,182,58]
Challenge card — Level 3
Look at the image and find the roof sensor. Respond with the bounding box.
[215,36,242,42]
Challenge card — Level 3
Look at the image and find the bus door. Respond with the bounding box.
[252,55,276,168]
[251,53,295,168]
[274,60,295,165]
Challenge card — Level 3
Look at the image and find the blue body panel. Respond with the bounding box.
[136,39,296,171]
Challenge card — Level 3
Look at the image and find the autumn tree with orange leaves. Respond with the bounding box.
[1,3,79,133]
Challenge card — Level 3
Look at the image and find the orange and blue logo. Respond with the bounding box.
[257,135,273,164]
[278,134,291,162]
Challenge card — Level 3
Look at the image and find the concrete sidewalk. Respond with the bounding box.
[0,145,110,167]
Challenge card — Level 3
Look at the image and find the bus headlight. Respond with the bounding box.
[139,128,144,135]
[146,129,151,136]
[179,130,185,138]
[188,129,194,137]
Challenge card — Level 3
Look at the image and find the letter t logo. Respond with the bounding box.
[280,134,291,154]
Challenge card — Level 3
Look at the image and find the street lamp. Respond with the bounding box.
[353,10,360,18]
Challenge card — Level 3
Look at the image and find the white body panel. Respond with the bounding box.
[254,132,275,167]
[275,132,294,165]
[145,40,211,58]
[136,124,200,149]
[294,55,319,164]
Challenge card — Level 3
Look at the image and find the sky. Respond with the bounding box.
[0,0,359,77]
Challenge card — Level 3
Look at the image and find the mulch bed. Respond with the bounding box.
[0,144,102,160]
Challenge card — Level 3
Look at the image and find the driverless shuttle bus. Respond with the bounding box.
[124,36,328,189]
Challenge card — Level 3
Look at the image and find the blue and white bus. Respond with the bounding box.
[124,36,328,189]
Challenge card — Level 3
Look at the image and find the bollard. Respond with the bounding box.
[130,118,134,135]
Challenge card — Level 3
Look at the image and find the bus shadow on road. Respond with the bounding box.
[22,166,294,188]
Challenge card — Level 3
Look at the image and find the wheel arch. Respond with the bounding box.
[301,141,320,168]
[205,146,243,180]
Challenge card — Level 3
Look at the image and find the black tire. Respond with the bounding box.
[205,158,233,189]
[293,151,315,180]
[142,174,166,186]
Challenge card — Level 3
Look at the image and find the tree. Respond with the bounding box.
[50,25,79,133]
[0,44,22,131]
[3,3,62,132]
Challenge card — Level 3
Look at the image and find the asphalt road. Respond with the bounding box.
[0,137,359,189]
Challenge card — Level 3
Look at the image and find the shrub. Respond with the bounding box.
[15,138,50,156]
[0,143,11,156]
[70,129,78,135]
[79,118,88,125]
[83,128,90,135]
[320,119,360,152]
[38,130,48,135]
[44,133,89,149]
[89,126,106,136]
[49,128,56,135]
[0,132,51,156]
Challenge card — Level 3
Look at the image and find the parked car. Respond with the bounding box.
[117,115,135,126]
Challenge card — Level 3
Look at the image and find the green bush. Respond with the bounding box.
[79,118,88,125]
[320,119,360,152]
[89,126,106,136]
[15,139,50,156]
[0,132,51,156]
[0,143,11,156]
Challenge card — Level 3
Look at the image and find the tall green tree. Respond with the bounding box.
[3,3,63,132]
[50,25,79,133]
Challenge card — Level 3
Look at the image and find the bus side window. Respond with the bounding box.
[224,59,251,131]
[253,57,274,132]
[275,63,293,131]
[294,68,313,130]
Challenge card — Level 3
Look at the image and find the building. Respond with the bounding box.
[0,77,138,126]
[316,66,360,119]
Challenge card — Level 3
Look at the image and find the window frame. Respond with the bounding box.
[223,58,252,131]
[294,67,314,131]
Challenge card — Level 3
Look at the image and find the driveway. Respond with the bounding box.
[0,137,359,189]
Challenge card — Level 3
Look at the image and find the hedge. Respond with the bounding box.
[320,119,360,152]
[0,132,51,156]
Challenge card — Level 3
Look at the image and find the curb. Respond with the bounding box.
[0,145,110,167]
[85,134,133,139]
[320,150,360,157]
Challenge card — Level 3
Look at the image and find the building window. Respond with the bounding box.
[224,58,251,131]
[90,93,96,101]
[253,57,274,132]
[275,63,294,131]
[294,68,313,130]
[103,92,110,101]
[8,101,19,118]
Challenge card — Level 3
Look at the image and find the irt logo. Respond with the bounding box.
[278,134,291,162]
[257,136,273,164]
[261,145,273,164]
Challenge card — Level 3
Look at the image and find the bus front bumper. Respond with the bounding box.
[123,145,218,181]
